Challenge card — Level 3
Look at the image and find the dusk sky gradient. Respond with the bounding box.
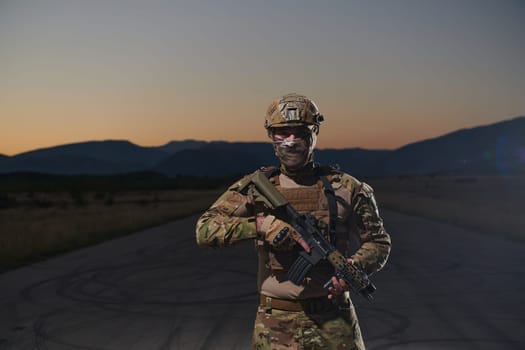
[1,0,524,155]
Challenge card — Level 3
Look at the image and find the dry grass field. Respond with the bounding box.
[0,189,224,271]
[1,175,523,272]
[366,175,525,241]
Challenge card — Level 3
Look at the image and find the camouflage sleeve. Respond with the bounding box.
[349,181,391,275]
[195,176,257,249]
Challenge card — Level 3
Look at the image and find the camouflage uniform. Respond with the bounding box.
[196,166,391,349]
[196,92,390,349]
[254,294,364,349]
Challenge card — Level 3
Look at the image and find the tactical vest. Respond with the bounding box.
[258,171,347,274]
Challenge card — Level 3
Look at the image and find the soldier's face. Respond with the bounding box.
[271,126,316,170]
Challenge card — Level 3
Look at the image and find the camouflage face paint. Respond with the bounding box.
[271,127,317,172]
[273,137,310,171]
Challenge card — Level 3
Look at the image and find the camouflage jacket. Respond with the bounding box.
[196,167,391,298]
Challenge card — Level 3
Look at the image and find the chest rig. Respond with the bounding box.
[257,166,344,274]
[257,168,346,274]
[263,166,340,245]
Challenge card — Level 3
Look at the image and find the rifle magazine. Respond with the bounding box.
[287,254,313,285]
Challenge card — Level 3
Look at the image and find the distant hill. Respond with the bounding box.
[382,116,525,176]
[155,140,209,154]
[15,139,166,164]
[155,142,276,176]
[0,116,523,176]
[0,140,199,175]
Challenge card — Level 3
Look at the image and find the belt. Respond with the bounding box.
[259,294,329,312]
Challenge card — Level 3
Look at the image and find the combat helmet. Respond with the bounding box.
[264,93,324,133]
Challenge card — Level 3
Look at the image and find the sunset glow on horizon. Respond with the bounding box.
[1,0,524,156]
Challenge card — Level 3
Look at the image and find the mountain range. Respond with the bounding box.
[1,116,524,177]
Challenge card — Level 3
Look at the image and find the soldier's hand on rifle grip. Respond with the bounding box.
[327,258,353,300]
[256,215,310,252]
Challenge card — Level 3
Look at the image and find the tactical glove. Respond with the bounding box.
[257,215,301,250]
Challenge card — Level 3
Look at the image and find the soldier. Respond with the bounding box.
[196,93,391,349]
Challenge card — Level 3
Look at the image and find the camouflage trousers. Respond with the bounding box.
[252,297,365,350]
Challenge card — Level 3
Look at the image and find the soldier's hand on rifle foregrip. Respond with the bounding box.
[327,258,353,300]
[256,215,311,252]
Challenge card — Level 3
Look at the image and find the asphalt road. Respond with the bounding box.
[1,210,524,349]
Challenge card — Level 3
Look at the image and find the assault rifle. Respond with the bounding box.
[246,170,376,301]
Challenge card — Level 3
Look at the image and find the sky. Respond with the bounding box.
[1,0,524,156]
